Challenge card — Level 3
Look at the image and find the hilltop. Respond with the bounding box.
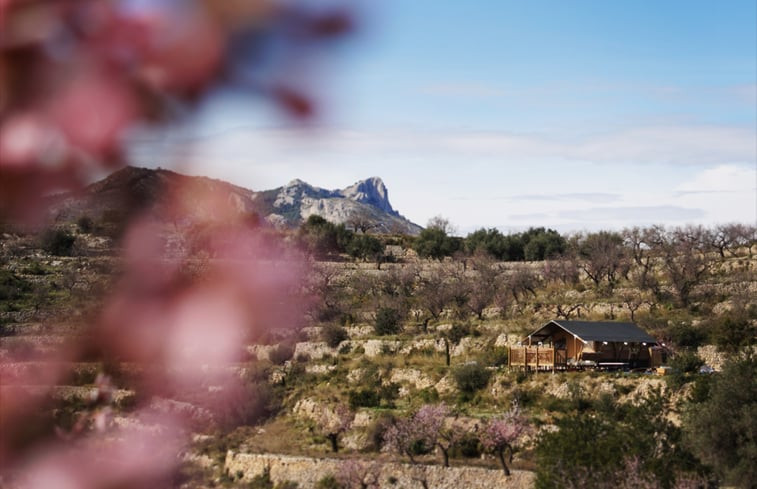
[48,166,423,235]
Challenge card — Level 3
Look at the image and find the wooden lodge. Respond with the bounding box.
[508,320,662,371]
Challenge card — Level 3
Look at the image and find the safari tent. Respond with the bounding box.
[508,320,661,371]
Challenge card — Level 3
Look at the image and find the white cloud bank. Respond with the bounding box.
[128,124,756,232]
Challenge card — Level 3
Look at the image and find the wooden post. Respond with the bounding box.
[552,348,556,374]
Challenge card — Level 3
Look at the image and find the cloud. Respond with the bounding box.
[557,205,706,222]
[674,164,756,195]
[129,121,756,170]
[444,125,756,165]
[509,193,621,203]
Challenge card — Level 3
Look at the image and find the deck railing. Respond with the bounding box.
[508,346,567,371]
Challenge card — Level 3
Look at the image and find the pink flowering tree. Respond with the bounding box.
[317,404,354,453]
[480,403,529,476]
[383,403,463,467]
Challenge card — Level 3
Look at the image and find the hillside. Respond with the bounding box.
[0,219,755,489]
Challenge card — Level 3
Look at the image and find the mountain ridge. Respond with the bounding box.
[51,167,422,235]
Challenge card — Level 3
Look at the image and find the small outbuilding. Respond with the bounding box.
[508,320,661,371]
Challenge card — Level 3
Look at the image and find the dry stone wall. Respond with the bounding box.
[225,452,535,489]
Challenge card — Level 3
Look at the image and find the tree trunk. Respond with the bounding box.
[441,446,450,468]
[444,337,451,366]
[328,433,339,453]
[496,448,511,476]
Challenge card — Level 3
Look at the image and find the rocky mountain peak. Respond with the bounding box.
[340,177,396,216]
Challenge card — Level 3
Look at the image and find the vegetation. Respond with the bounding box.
[0,220,754,488]
[374,307,401,335]
[683,353,757,487]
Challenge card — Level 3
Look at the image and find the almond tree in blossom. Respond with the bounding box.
[0,1,353,488]
[480,402,529,476]
[383,403,463,468]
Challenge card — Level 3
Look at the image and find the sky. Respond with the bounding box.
[129,0,757,235]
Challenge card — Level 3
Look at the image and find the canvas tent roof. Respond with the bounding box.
[526,320,657,344]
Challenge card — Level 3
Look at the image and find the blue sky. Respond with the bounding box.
[130,0,757,234]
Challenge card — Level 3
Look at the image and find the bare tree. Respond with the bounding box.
[650,225,716,307]
[622,226,662,298]
[543,257,580,285]
[346,208,377,234]
[575,231,629,294]
[618,289,650,322]
[505,264,541,306]
[466,255,500,320]
[427,215,457,235]
[415,263,462,327]
[709,223,755,259]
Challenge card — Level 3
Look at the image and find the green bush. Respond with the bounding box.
[669,322,706,349]
[453,433,482,458]
[0,270,31,301]
[452,362,491,394]
[708,313,756,353]
[348,389,380,409]
[315,475,342,489]
[535,391,703,489]
[480,346,509,367]
[77,215,93,233]
[683,353,757,487]
[40,228,76,256]
[322,324,349,348]
[670,350,704,374]
[374,307,401,335]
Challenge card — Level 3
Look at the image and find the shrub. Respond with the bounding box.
[0,270,31,301]
[708,313,756,353]
[274,482,298,489]
[76,215,93,233]
[670,350,704,374]
[669,322,706,349]
[322,324,348,348]
[683,353,757,487]
[269,344,294,365]
[374,307,401,335]
[668,350,704,389]
[452,362,491,394]
[480,346,508,367]
[348,389,380,409]
[454,433,482,458]
[40,228,76,256]
[315,475,341,489]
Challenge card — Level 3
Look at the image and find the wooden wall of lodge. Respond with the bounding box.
[508,337,658,369]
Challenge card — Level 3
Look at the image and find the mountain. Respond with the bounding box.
[50,167,422,235]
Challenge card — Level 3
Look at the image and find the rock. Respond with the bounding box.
[696,345,727,371]
[362,339,401,357]
[306,364,337,375]
[389,368,434,390]
[294,342,335,360]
